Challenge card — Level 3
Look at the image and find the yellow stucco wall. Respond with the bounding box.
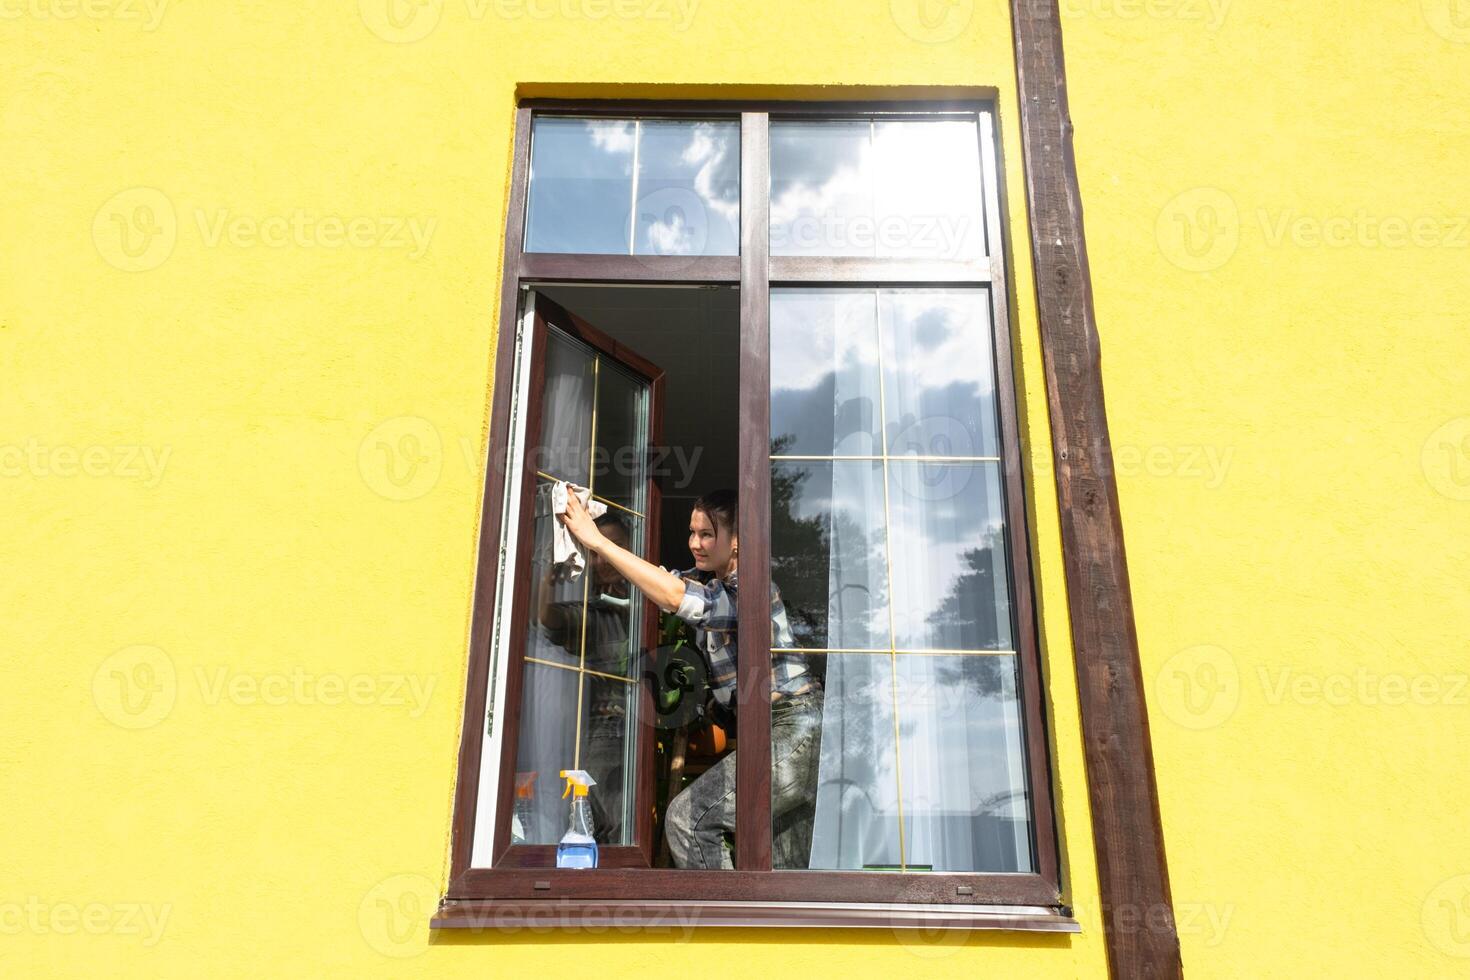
[3,1,1465,977]
[1062,2,1470,977]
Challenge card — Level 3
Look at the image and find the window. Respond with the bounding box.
[442,101,1068,931]
[502,298,663,863]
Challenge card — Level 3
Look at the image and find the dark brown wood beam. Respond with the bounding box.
[1008,2,1183,977]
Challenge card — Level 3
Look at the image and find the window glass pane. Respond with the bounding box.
[526,484,585,669]
[773,652,1032,871]
[512,664,638,846]
[879,290,1000,459]
[894,654,1032,872]
[633,120,740,257]
[525,118,636,254]
[537,331,595,486]
[770,118,985,260]
[591,361,648,513]
[511,661,581,843]
[554,513,644,683]
[888,462,1013,651]
[512,323,654,853]
[770,289,882,457]
[789,653,900,870]
[525,117,739,256]
[770,287,1028,872]
[579,672,638,845]
[772,460,888,651]
[770,120,873,257]
[872,120,986,261]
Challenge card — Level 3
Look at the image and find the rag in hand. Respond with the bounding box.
[551,481,607,580]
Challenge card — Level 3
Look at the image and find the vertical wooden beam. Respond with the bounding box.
[1008,3,1183,977]
[735,110,773,871]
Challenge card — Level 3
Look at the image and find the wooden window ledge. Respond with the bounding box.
[431,898,1081,933]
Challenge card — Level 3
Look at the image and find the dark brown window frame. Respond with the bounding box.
[439,96,1081,934]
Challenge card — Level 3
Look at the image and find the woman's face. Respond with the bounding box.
[687,508,736,574]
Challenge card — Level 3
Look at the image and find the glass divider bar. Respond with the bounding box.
[525,657,637,684]
[571,356,601,770]
[534,470,645,519]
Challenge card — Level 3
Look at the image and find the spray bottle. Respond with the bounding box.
[556,770,598,869]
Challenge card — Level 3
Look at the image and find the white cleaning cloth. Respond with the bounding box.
[551,481,607,580]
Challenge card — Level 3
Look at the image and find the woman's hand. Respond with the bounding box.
[558,488,605,551]
[557,487,686,613]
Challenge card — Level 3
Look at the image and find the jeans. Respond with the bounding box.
[664,690,823,870]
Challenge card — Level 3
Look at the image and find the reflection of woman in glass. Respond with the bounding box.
[558,489,824,869]
[536,512,633,843]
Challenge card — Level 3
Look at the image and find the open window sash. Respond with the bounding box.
[490,292,665,869]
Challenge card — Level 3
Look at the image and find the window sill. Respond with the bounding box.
[432,898,1080,933]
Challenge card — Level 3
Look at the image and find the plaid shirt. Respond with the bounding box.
[671,568,813,710]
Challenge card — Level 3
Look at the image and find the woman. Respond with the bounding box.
[558,488,823,869]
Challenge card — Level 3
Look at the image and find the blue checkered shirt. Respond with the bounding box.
[671,568,813,709]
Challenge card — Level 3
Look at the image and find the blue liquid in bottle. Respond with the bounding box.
[556,770,599,869]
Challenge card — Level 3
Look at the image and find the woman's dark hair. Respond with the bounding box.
[594,512,629,543]
[691,489,737,537]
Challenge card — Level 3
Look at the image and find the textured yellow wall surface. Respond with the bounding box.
[2,0,1466,977]
[1061,1,1470,976]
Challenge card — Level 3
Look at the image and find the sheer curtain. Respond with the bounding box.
[804,463,902,869]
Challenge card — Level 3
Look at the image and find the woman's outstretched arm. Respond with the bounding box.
[557,490,686,612]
